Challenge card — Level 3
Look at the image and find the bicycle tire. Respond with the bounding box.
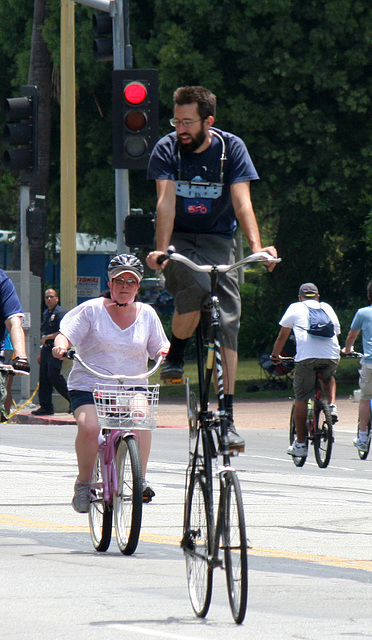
[114,435,143,555]
[182,470,213,618]
[89,453,113,552]
[222,470,248,624]
[289,405,307,467]
[313,400,334,468]
[357,420,371,460]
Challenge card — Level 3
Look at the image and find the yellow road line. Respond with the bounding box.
[1,513,371,572]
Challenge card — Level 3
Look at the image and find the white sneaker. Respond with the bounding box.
[329,404,338,423]
[352,437,368,453]
[287,441,308,457]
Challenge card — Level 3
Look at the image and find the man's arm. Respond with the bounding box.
[5,316,26,358]
[146,179,176,270]
[271,326,292,361]
[231,181,277,271]
[343,328,360,354]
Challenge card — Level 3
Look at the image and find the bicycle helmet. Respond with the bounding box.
[107,254,144,282]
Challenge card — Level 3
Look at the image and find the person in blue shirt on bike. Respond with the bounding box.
[271,283,340,458]
[342,281,372,452]
[0,269,30,372]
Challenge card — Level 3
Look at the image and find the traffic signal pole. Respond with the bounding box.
[74,0,129,254]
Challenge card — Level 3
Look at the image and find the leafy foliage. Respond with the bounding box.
[0,0,371,339]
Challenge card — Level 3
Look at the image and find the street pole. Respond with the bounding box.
[19,184,31,400]
[73,0,129,254]
[60,0,77,311]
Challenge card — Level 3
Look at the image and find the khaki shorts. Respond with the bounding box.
[293,358,339,402]
[358,362,372,400]
[164,232,241,351]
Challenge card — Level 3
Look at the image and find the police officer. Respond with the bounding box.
[32,289,70,415]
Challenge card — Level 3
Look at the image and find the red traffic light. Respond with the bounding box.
[124,82,147,105]
[112,70,158,170]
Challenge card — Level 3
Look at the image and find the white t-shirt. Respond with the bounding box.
[59,298,170,391]
[279,300,340,362]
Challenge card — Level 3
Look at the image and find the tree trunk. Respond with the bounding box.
[27,0,53,283]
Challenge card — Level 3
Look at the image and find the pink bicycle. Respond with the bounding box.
[66,349,161,555]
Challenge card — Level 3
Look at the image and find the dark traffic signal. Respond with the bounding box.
[3,85,38,174]
[92,12,113,63]
[112,69,158,170]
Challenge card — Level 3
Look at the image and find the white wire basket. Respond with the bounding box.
[93,383,160,430]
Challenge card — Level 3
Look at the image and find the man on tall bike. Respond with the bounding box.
[271,283,340,458]
[146,85,277,451]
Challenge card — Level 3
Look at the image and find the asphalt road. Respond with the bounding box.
[1,409,371,640]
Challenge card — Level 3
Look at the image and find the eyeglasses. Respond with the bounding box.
[169,118,202,129]
[45,295,56,299]
[113,277,138,286]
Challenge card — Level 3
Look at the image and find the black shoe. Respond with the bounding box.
[31,407,54,416]
[227,419,245,453]
[160,359,184,381]
[142,483,155,503]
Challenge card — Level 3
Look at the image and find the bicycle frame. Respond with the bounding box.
[169,250,278,623]
[66,350,162,554]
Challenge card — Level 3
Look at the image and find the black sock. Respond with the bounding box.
[225,394,234,416]
[167,334,189,364]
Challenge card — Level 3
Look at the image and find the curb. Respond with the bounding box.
[6,411,186,429]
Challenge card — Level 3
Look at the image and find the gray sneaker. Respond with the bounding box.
[329,404,338,423]
[72,479,91,513]
[287,441,308,457]
[352,437,368,453]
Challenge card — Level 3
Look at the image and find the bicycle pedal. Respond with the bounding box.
[229,444,245,455]
[161,377,185,385]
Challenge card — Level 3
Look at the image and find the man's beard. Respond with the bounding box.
[177,128,206,153]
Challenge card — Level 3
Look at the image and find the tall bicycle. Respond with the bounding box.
[159,248,280,624]
[66,350,161,555]
[283,357,335,468]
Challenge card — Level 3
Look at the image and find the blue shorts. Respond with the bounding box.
[69,390,95,412]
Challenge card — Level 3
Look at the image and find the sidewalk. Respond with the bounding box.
[6,396,359,431]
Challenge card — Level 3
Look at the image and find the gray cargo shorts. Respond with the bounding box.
[164,232,241,351]
[293,358,339,402]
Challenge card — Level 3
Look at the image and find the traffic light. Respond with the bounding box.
[112,69,158,170]
[3,85,38,175]
[92,12,113,63]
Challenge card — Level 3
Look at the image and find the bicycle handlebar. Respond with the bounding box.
[0,363,29,376]
[65,349,163,382]
[342,351,363,358]
[157,246,281,274]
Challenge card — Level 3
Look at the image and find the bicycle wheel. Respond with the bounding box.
[357,420,371,460]
[289,405,307,467]
[114,435,143,555]
[89,453,113,552]
[222,470,248,624]
[313,400,334,468]
[182,470,213,618]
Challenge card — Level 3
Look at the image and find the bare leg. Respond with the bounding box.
[172,309,200,339]
[320,376,336,405]
[294,400,308,444]
[134,430,152,478]
[74,404,100,482]
[359,398,371,432]
[220,346,238,394]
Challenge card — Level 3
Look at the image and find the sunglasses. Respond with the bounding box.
[113,277,138,286]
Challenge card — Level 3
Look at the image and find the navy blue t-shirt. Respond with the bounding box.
[0,270,23,347]
[147,128,259,238]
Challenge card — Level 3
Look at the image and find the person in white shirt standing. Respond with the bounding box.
[270,283,341,458]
